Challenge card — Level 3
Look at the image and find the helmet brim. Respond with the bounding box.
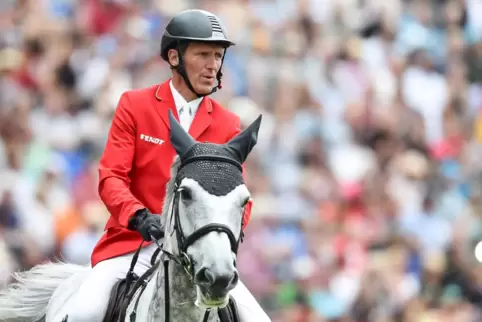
[160,35,235,61]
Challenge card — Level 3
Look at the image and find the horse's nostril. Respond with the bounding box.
[195,267,215,286]
[212,271,237,291]
[231,271,239,286]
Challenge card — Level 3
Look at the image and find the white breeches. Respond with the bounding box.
[62,243,270,322]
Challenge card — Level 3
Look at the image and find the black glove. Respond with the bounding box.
[128,208,164,241]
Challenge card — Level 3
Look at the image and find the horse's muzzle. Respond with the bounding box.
[195,267,238,298]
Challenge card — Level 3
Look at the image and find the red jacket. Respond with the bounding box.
[91,80,252,267]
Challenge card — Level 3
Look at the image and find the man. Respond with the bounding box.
[62,9,271,322]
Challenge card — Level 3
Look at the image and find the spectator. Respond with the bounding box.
[1,0,482,320]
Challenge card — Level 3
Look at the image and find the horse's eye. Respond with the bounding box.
[241,197,250,208]
[180,188,192,201]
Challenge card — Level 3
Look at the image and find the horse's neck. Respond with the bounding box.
[148,259,218,322]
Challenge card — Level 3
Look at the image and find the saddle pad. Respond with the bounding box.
[104,264,159,322]
[103,277,132,322]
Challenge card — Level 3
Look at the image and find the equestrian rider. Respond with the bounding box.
[62,9,271,322]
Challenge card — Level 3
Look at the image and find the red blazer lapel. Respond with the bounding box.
[154,79,179,129]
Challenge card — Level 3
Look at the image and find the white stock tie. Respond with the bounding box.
[178,105,192,131]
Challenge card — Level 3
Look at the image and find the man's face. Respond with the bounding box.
[178,42,225,95]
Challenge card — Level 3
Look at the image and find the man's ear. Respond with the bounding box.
[168,49,179,67]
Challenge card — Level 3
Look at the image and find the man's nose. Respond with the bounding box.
[204,55,219,70]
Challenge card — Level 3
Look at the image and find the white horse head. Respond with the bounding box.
[159,110,262,309]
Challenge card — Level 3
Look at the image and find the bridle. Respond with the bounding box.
[172,154,245,258]
[129,154,245,322]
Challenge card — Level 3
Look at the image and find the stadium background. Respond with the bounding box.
[1,0,482,321]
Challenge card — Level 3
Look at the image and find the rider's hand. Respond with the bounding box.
[128,208,164,241]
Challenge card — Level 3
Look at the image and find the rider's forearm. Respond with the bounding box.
[98,92,145,228]
[98,175,145,228]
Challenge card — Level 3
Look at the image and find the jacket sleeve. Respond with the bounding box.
[98,92,145,228]
[226,116,253,231]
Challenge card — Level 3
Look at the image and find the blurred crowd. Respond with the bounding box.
[1,0,482,321]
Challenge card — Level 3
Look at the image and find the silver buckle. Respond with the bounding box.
[180,252,192,276]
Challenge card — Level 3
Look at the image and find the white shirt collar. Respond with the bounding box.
[169,80,203,116]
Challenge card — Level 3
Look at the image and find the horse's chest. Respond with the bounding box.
[129,273,218,322]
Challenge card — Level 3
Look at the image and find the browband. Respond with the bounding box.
[180,154,242,172]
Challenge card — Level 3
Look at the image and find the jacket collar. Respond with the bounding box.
[169,80,203,117]
[154,79,213,139]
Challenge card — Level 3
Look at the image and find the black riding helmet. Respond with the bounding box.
[160,9,235,97]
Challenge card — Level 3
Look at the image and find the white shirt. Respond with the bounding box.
[169,80,204,131]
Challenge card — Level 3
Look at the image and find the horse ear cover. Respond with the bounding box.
[169,109,262,164]
[225,115,262,164]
